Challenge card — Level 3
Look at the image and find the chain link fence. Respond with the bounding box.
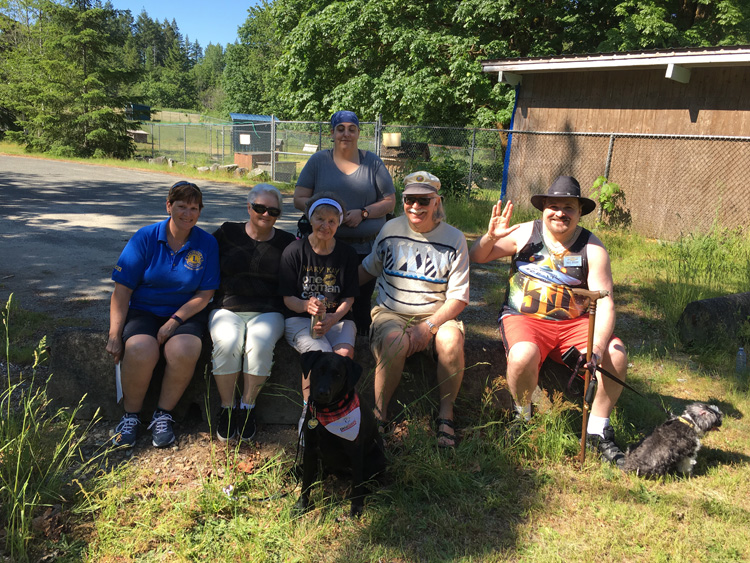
[504,130,750,239]
[133,119,505,199]
[134,122,235,165]
[132,120,749,239]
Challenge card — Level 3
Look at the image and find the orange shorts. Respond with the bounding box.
[500,313,616,370]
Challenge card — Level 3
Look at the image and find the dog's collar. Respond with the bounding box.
[676,416,695,429]
[312,390,355,414]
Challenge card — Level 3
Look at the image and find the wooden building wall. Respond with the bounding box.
[506,67,750,239]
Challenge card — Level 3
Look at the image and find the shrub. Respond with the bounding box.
[590,176,631,228]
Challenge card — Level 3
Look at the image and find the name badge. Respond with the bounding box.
[563,255,582,267]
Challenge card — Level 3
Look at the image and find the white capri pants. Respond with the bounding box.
[209,309,285,377]
[284,316,356,355]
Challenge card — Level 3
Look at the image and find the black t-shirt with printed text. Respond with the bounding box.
[278,238,360,320]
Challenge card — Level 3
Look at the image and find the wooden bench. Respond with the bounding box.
[303,143,319,154]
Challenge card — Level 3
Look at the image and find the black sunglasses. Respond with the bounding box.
[251,203,281,217]
[403,195,437,206]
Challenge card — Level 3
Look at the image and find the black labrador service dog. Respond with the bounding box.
[296,351,386,517]
[623,402,723,477]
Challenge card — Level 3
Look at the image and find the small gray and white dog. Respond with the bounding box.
[623,402,723,477]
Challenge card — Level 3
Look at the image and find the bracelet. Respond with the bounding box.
[170,314,184,325]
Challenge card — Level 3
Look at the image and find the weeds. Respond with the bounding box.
[0,299,55,364]
[643,225,750,343]
[0,295,99,560]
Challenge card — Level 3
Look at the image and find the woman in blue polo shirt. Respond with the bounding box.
[106,181,219,449]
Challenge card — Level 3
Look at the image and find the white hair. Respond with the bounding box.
[247,183,283,212]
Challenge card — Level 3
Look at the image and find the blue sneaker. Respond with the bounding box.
[112,413,140,448]
[148,410,176,448]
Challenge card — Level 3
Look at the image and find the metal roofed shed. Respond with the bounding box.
[481,46,750,239]
[231,114,297,181]
[231,113,275,155]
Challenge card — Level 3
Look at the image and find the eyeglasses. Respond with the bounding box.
[403,195,437,206]
[251,203,281,217]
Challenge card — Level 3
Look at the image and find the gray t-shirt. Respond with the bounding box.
[296,149,396,253]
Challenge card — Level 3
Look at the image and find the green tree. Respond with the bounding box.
[271,0,524,125]
[222,0,281,116]
[193,42,225,112]
[0,0,137,157]
[599,0,750,50]
[268,0,750,126]
[148,29,197,109]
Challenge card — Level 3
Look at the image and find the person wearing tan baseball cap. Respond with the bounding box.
[359,171,470,447]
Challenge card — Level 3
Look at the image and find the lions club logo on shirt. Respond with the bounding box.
[184,250,204,271]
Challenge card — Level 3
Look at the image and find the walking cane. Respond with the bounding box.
[571,288,609,467]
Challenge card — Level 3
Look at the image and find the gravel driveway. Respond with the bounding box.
[0,156,299,329]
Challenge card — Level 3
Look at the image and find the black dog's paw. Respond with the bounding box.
[350,500,364,518]
[294,495,311,514]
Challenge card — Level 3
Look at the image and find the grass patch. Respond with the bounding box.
[0,296,87,365]
[0,140,295,194]
[0,296,100,561]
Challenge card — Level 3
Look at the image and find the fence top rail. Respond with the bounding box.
[147,122,230,128]
[511,129,750,141]
[274,120,377,127]
[144,120,750,142]
[385,124,492,133]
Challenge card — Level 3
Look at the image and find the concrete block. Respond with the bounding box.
[48,328,514,425]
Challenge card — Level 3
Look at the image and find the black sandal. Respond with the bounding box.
[377,419,389,436]
[435,418,457,448]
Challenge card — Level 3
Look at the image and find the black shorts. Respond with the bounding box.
[122,308,209,342]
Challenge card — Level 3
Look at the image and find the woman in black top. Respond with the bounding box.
[209,183,295,442]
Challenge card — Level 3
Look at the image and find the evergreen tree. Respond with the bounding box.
[0,0,137,157]
[193,42,225,112]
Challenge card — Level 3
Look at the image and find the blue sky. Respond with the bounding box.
[113,0,261,49]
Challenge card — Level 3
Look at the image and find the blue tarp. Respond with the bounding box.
[229,113,276,123]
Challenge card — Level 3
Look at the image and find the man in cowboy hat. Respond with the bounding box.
[469,175,628,465]
[359,171,470,448]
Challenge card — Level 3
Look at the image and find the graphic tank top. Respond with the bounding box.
[501,220,592,321]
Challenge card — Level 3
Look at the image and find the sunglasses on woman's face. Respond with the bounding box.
[403,195,436,207]
[251,203,281,217]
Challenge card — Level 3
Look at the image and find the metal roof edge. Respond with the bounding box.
[230,113,276,122]
[481,46,750,73]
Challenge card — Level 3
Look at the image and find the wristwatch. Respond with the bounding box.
[360,208,369,220]
[424,319,438,335]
